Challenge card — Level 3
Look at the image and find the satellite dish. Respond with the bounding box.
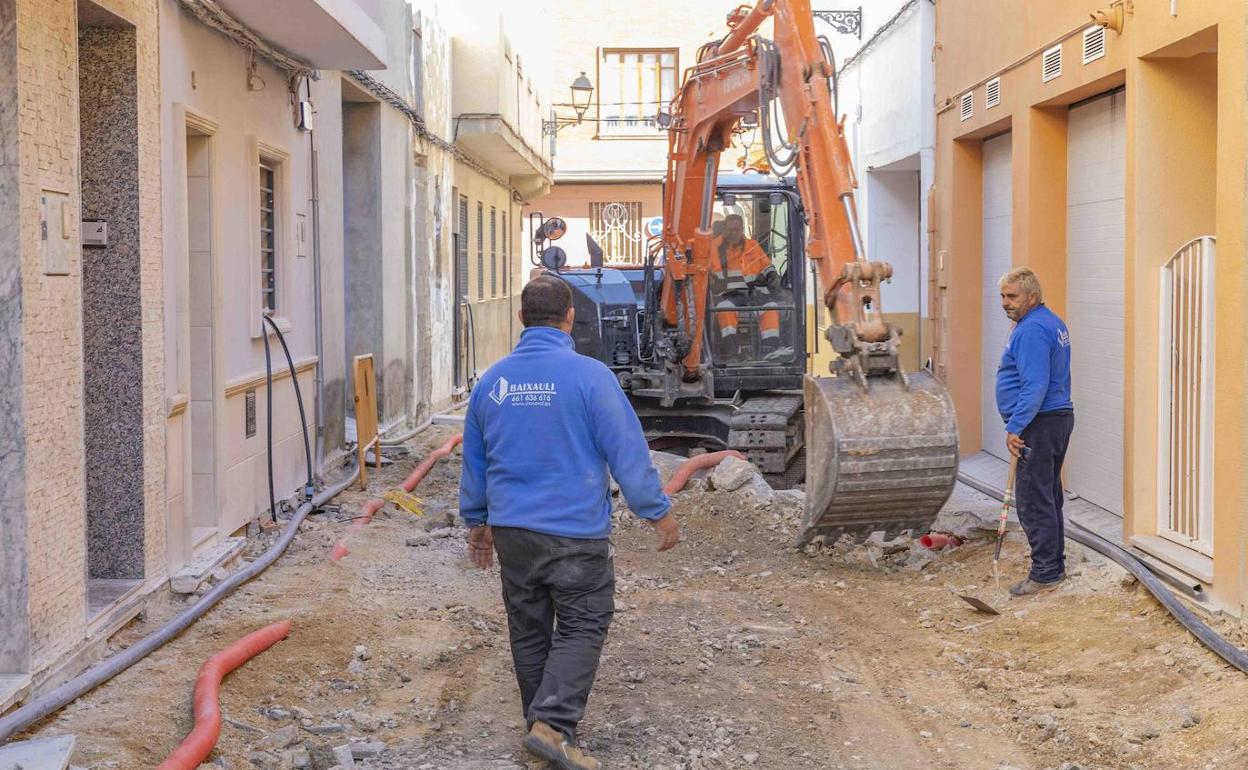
[541,246,567,270]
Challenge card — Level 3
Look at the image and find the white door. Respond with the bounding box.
[981,133,1013,461]
[1065,90,1125,514]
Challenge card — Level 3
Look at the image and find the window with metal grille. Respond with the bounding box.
[476,201,484,299]
[599,49,678,137]
[959,92,973,121]
[589,201,644,264]
[490,206,497,297]
[501,212,508,296]
[260,161,277,312]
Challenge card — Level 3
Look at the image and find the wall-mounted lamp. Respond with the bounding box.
[543,72,595,136]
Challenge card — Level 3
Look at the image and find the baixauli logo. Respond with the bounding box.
[489,376,558,405]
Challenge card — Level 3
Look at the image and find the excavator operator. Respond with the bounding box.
[711,213,783,358]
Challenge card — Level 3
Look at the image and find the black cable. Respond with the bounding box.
[262,320,277,522]
[263,314,314,497]
[958,471,1248,674]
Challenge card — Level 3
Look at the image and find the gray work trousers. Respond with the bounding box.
[492,526,615,743]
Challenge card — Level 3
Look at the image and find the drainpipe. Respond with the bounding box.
[306,78,327,475]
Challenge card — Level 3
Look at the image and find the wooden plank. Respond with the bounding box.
[353,354,381,490]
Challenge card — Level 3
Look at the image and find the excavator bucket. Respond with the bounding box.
[798,371,959,548]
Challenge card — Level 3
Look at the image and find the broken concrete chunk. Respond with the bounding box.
[256,724,302,751]
[0,735,76,770]
[738,475,775,508]
[709,456,760,492]
[331,743,355,768]
[405,533,431,547]
[349,741,386,759]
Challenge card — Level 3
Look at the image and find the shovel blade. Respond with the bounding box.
[957,594,1000,615]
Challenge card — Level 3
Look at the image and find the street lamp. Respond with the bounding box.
[543,71,595,136]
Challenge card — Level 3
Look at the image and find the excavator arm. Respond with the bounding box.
[654,0,960,545]
[658,0,900,386]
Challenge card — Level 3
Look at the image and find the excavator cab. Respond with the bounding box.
[704,177,807,390]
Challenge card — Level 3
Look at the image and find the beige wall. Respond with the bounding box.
[453,160,524,378]
[17,0,165,672]
[933,1,1247,611]
[160,0,320,562]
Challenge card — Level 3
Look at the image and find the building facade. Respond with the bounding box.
[829,0,935,374]
[932,0,1247,613]
[0,0,166,711]
[1,0,550,712]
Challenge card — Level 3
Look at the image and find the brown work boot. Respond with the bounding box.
[523,721,602,770]
[1008,576,1065,596]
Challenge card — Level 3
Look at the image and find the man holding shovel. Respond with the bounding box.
[995,268,1074,596]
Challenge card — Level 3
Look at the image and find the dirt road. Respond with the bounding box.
[18,427,1248,769]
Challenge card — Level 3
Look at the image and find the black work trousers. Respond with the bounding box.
[1015,409,1075,583]
[492,526,615,743]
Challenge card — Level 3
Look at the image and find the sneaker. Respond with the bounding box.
[523,721,602,770]
[1009,576,1065,596]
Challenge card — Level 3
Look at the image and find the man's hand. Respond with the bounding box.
[1006,433,1026,459]
[467,525,494,569]
[649,514,680,552]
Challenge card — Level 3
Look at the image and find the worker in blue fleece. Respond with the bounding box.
[995,267,1074,597]
[459,274,678,770]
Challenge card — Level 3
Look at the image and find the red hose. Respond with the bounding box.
[400,434,464,493]
[155,620,293,770]
[664,450,747,494]
[330,434,463,561]
[919,532,962,550]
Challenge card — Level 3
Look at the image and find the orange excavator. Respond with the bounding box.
[531,0,959,545]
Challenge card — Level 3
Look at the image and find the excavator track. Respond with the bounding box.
[728,394,805,488]
[797,371,959,548]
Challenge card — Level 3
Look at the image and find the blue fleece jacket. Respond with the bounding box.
[458,326,671,539]
[995,304,1073,435]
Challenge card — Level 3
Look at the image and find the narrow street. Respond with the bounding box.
[20,428,1248,770]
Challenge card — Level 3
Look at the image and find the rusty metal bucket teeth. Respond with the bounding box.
[797,371,959,548]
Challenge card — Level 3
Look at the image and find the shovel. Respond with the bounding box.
[954,452,1021,615]
[992,452,1020,587]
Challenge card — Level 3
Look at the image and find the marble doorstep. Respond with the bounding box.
[0,672,31,713]
[168,536,247,594]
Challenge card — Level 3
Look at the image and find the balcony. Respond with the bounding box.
[213,0,386,69]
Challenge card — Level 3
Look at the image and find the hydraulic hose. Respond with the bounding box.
[262,323,276,521]
[956,471,1248,674]
[264,315,314,497]
[0,462,360,744]
[155,620,294,770]
[664,450,746,495]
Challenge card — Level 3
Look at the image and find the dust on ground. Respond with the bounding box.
[16,427,1248,770]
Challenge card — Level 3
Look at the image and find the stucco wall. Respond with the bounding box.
[933,0,1247,611]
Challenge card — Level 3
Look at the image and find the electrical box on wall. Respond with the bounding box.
[83,218,108,247]
[296,212,308,258]
[40,189,73,276]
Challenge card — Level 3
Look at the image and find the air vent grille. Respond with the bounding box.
[959,92,973,121]
[1042,44,1063,82]
[1083,26,1107,64]
[985,77,1001,109]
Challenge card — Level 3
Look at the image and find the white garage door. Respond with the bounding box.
[1065,90,1125,514]
[981,133,1013,461]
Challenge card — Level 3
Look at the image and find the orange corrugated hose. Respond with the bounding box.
[330,434,463,561]
[664,450,747,494]
[155,620,293,770]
